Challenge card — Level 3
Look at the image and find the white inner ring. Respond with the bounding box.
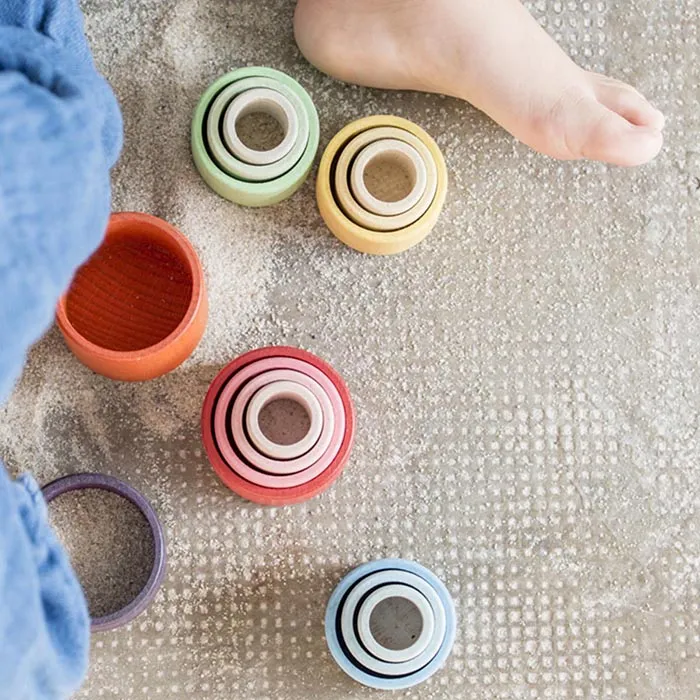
[350,139,427,217]
[229,367,337,476]
[223,87,298,166]
[357,583,436,664]
[246,380,323,461]
[339,569,447,677]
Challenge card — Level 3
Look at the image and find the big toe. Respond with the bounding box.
[575,98,664,167]
[594,78,666,131]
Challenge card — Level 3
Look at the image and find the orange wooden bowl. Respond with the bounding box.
[57,212,208,381]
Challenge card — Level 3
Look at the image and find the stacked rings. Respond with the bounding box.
[191,67,320,207]
[317,116,448,255]
[325,559,456,690]
[201,346,355,505]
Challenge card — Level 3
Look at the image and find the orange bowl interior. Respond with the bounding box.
[64,217,195,353]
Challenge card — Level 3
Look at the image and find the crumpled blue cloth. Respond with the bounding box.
[0,0,122,697]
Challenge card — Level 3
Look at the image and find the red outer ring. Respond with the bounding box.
[201,346,355,505]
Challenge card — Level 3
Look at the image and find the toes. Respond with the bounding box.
[578,100,663,167]
[595,81,665,130]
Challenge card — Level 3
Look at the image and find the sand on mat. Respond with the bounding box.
[1,0,699,698]
[49,489,155,619]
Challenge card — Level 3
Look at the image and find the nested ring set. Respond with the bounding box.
[191,67,320,207]
[316,116,448,255]
[326,559,457,690]
[192,68,447,253]
[201,346,355,506]
[51,66,456,685]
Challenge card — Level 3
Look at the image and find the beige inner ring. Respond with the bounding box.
[350,139,428,216]
[333,126,439,233]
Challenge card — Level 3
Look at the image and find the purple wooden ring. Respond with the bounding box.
[42,473,167,633]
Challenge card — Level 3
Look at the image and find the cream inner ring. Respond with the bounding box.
[205,77,310,183]
[332,126,439,233]
[246,379,323,460]
[350,139,427,217]
[226,366,338,477]
[223,87,299,166]
[339,569,447,677]
[357,583,436,664]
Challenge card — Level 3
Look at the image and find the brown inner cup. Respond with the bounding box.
[65,233,194,352]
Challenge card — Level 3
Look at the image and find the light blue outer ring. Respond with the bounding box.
[324,558,457,690]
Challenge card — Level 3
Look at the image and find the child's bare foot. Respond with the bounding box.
[294,0,664,166]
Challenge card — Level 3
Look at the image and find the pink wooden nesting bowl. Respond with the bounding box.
[201,346,355,506]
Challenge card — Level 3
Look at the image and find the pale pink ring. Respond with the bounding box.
[230,369,335,475]
[213,357,345,488]
[245,380,324,460]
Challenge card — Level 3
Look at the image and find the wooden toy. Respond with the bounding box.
[227,367,335,474]
[201,347,354,506]
[317,116,447,254]
[356,583,436,664]
[211,356,343,487]
[333,126,438,232]
[339,569,447,677]
[205,77,309,183]
[222,87,299,166]
[349,138,428,217]
[245,378,324,460]
[325,559,456,690]
[42,473,166,632]
[192,67,319,207]
[56,212,207,381]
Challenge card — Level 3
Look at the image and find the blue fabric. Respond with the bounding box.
[0,0,122,697]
